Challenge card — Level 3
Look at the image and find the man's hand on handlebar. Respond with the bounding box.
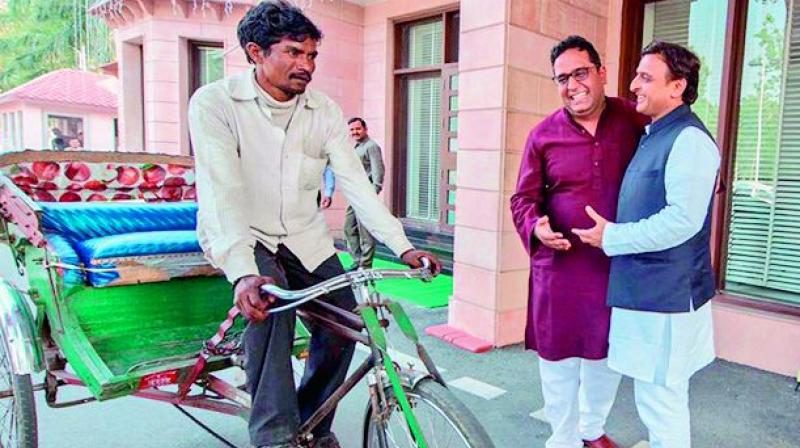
[233,275,277,322]
[401,249,442,276]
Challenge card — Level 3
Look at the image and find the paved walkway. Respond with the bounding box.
[32,299,799,447]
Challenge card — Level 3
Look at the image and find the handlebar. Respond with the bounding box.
[260,259,434,313]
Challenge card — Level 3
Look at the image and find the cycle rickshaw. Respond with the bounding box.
[0,150,493,448]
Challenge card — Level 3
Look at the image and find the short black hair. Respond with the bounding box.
[237,0,323,64]
[550,35,602,69]
[348,117,367,128]
[642,41,700,105]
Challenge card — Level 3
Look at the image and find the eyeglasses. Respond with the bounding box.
[552,66,597,86]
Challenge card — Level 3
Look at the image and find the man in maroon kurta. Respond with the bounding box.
[511,36,646,448]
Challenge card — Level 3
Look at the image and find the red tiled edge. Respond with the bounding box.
[0,69,117,110]
[425,324,493,354]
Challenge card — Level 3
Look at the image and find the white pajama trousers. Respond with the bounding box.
[538,357,622,448]
[633,379,691,448]
[609,304,714,448]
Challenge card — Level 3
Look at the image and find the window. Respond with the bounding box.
[113,118,119,151]
[1,113,9,151]
[16,111,22,150]
[189,42,224,156]
[395,11,459,229]
[625,0,800,305]
[405,75,442,221]
[642,0,727,135]
[3,112,22,151]
[190,42,224,96]
[47,115,84,150]
[1,111,21,151]
[443,69,458,226]
[404,19,443,68]
[725,0,800,304]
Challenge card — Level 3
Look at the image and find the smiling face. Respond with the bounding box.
[630,53,687,121]
[552,48,607,120]
[247,37,318,102]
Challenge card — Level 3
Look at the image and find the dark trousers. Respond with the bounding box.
[245,243,357,446]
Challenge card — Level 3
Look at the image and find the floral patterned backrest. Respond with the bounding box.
[0,151,196,203]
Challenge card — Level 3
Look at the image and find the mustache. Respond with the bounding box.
[290,71,312,82]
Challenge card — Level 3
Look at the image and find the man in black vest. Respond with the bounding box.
[573,42,720,448]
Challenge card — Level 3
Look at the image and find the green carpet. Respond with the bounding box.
[337,253,452,308]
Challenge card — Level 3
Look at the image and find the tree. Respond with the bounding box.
[0,0,113,92]
[689,52,719,136]
[735,1,784,185]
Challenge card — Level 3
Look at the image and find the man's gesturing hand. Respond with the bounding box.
[233,275,277,322]
[534,215,572,251]
[571,206,609,249]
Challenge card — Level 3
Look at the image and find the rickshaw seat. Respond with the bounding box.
[75,230,201,260]
[46,233,87,286]
[40,202,198,240]
[39,202,220,287]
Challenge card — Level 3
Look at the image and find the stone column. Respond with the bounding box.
[142,21,182,154]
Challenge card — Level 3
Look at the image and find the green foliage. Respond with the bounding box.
[734,6,785,184]
[0,0,114,92]
[690,52,719,136]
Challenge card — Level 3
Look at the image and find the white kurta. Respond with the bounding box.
[602,127,720,386]
[607,304,715,386]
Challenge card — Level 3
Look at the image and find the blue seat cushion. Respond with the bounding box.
[39,202,216,288]
[45,233,86,286]
[40,202,198,241]
[74,230,208,287]
[75,230,202,262]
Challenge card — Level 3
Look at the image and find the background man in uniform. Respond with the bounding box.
[343,117,385,270]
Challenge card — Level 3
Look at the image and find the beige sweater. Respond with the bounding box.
[188,68,413,282]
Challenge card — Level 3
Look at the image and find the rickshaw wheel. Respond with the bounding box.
[0,332,38,448]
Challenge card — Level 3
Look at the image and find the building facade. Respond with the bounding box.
[0,69,118,152]
[91,0,800,377]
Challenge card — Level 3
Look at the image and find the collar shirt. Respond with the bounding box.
[188,68,413,282]
[354,138,385,192]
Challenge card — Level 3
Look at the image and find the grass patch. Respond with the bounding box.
[337,252,451,308]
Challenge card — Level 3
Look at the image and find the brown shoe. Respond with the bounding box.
[583,434,620,448]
